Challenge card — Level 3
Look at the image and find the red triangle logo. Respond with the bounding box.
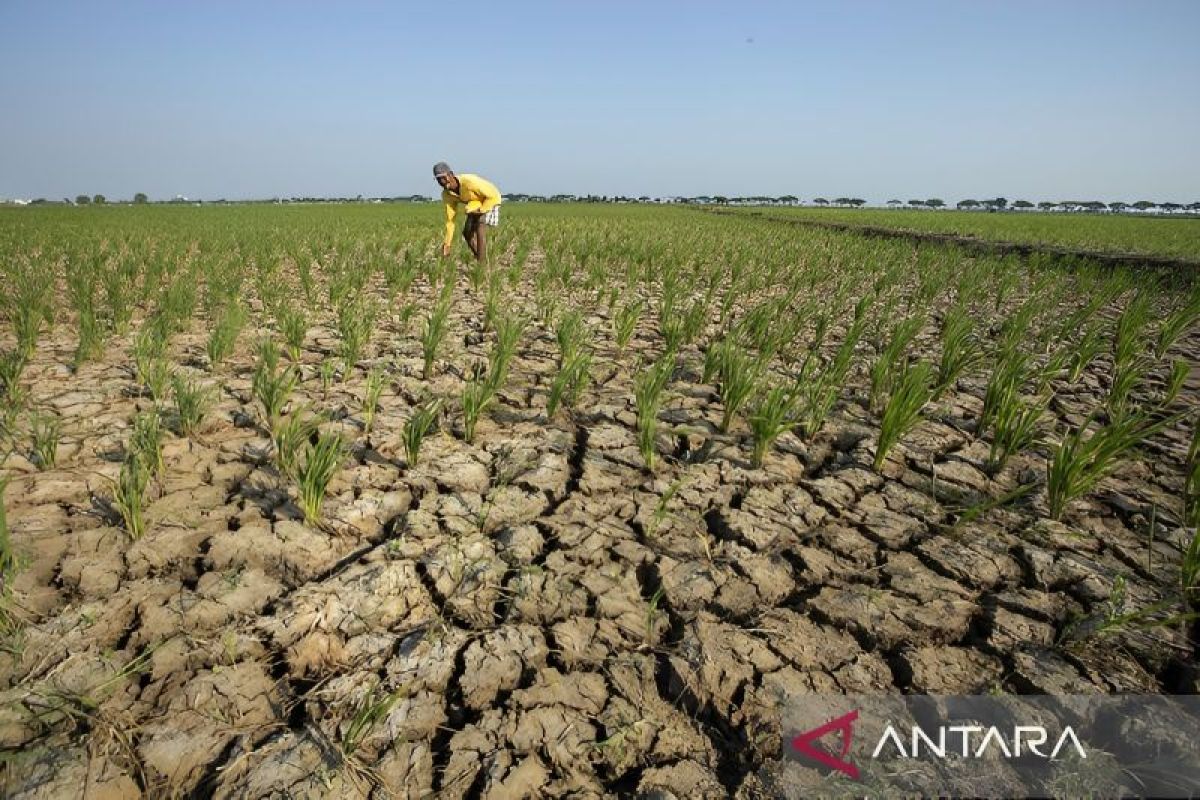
[790,709,860,780]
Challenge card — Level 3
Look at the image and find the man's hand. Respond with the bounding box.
[441,242,451,257]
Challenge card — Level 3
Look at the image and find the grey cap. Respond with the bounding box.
[432,161,452,177]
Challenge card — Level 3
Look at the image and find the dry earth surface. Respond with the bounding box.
[2,247,1198,798]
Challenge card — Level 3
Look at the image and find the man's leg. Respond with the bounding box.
[462,215,479,259]
[473,218,487,263]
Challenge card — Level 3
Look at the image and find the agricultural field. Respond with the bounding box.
[729,206,1200,263]
[1,202,1199,797]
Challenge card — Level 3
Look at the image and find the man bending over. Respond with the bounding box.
[433,162,502,262]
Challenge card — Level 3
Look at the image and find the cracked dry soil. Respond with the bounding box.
[2,244,1199,799]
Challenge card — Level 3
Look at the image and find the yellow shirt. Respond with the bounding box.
[442,173,502,247]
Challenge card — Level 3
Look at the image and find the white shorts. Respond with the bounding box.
[481,206,500,227]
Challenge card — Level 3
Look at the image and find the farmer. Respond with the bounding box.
[433,162,502,262]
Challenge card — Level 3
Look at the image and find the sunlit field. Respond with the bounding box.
[730,205,1200,262]
[1,202,1198,796]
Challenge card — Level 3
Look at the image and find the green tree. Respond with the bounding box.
[926,198,945,209]
[1012,200,1034,210]
[1131,200,1156,211]
[75,194,91,205]
[134,192,148,204]
[93,194,106,204]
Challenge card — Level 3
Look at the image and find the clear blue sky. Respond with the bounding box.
[2,1,1197,202]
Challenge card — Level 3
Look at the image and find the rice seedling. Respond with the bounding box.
[986,391,1049,473]
[701,339,725,385]
[142,357,173,405]
[320,358,337,400]
[635,356,673,471]
[644,479,683,538]
[487,315,526,393]
[1162,360,1189,408]
[361,367,386,434]
[0,475,19,636]
[295,429,345,525]
[170,373,213,436]
[1153,287,1200,360]
[11,288,46,359]
[467,253,489,291]
[1046,413,1176,520]
[277,304,308,362]
[1060,573,1199,645]
[1183,527,1200,611]
[613,297,644,352]
[874,360,934,471]
[113,452,151,540]
[402,399,442,467]
[546,350,591,418]
[1106,359,1147,422]
[130,409,165,476]
[680,296,711,348]
[995,295,1042,355]
[273,406,322,479]
[660,315,687,355]
[102,255,138,335]
[978,348,1029,440]
[934,306,983,398]
[870,315,924,409]
[256,335,281,375]
[796,309,866,439]
[1112,291,1152,371]
[535,283,560,327]
[337,298,376,373]
[252,352,298,433]
[747,384,798,468]
[29,411,62,470]
[461,378,495,443]
[715,344,761,433]
[383,251,417,300]
[73,305,105,367]
[0,351,26,408]
[68,266,106,366]
[1184,420,1200,529]
[340,680,410,758]
[554,309,588,367]
[132,325,169,396]
[942,481,1037,536]
[161,272,199,333]
[420,288,453,380]
[205,302,247,370]
[482,271,505,333]
[1065,320,1107,383]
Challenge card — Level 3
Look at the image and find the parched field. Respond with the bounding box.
[1,203,1198,797]
[726,206,1200,263]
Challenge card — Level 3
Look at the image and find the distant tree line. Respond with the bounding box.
[10,194,1199,213]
